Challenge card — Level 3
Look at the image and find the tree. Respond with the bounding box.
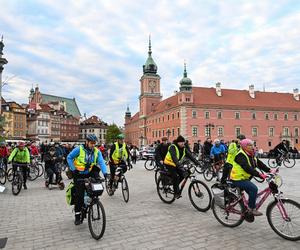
[105,124,121,145]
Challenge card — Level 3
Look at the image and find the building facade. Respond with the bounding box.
[79,116,108,144]
[125,40,300,151]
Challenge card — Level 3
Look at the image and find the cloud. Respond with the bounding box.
[0,0,299,126]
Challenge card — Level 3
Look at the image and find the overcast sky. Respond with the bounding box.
[1,0,300,125]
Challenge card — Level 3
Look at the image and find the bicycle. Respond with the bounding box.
[156,164,212,212]
[211,168,300,241]
[11,163,28,196]
[268,153,296,168]
[105,165,130,203]
[0,158,7,185]
[203,160,224,182]
[144,156,156,171]
[76,177,106,240]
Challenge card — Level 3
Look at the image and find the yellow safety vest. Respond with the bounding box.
[226,142,238,165]
[164,144,186,167]
[111,142,128,164]
[230,149,258,181]
[73,146,98,172]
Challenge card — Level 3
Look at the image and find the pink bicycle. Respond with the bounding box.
[211,168,300,241]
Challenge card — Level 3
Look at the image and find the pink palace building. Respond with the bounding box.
[124,40,300,152]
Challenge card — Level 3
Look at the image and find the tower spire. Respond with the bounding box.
[148,34,152,55]
[183,60,187,78]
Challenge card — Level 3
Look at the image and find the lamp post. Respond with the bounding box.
[166,129,171,140]
[139,135,144,148]
[0,36,8,115]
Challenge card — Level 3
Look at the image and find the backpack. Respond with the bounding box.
[66,182,75,205]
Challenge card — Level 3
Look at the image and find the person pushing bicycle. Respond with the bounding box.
[108,134,131,189]
[67,134,107,225]
[8,142,30,190]
[164,135,200,199]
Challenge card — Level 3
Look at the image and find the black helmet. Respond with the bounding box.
[237,134,246,140]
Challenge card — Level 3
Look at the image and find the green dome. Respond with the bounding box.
[179,63,192,91]
[143,36,157,74]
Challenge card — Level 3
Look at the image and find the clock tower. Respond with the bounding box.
[139,36,162,118]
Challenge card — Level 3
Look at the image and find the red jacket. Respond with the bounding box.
[0,147,9,158]
[30,145,39,156]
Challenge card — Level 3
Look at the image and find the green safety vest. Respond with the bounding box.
[8,148,30,163]
[230,149,258,181]
[226,142,238,165]
[164,144,186,167]
[111,142,128,164]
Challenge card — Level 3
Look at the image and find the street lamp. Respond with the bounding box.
[0,36,8,115]
[166,129,171,139]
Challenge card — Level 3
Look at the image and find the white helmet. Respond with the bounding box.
[214,139,220,145]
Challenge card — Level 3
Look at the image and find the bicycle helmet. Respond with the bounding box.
[0,141,6,146]
[214,139,220,145]
[237,134,246,140]
[18,141,25,147]
[116,134,125,140]
[86,134,98,142]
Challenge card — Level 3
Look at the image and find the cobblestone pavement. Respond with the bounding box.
[0,160,300,250]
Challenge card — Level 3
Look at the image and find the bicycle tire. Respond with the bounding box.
[104,179,114,196]
[88,200,106,240]
[188,180,212,212]
[144,159,156,171]
[156,176,175,204]
[283,158,296,168]
[194,163,205,174]
[203,167,214,182]
[121,177,129,203]
[7,168,13,182]
[28,166,39,181]
[268,158,278,168]
[154,169,159,185]
[0,168,6,185]
[12,174,22,195]
[266,198,300,241]
[37,163,44,177]
[211,196,245,227]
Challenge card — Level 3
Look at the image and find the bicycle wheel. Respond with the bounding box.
[12,174,22,195]
[195,163,205,174]
[203,167,214,182]
[144,159,156,171]
[268,158,277,168]
[283,158,296,168]
[88,200,106,240]
[37,163,44,177]
[188,180,212,212]
[154,169,159,185]
[28,166,39,181]
[211,195,245,227]
[121,177,129,203]
[156,176,175,204]
[7,168,13,182]
[0,168,6,185]
[266,199,300,241]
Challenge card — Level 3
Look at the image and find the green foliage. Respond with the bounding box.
[105,124,122,145]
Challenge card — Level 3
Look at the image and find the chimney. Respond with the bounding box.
[216,82,222,97]
[293,88,299,101]
[249,84,255,98]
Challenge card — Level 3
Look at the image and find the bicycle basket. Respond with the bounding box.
[211,183,225,207]
[66,182,75,206]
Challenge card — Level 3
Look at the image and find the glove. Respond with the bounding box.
[103,173,108,179]
[259,173,268,180]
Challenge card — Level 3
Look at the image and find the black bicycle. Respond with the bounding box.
[0,158,6,185]
[105,165,129,202]
[144,156,156,171]
[268,153,296,168]
[11,163,28,195]
[156,164,212,212]
[77,177,106,240]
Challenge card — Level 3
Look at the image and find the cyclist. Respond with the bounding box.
[230,138,271,216]
[273,140,289,166]
[164,135,200,199]
[203,138,213,160]
[0,141,9,173]
[8,142,30,190]
[155,137,169,169]
[108,134,131,189]
[67,134,107,225]
[210,139,226,176]
[220,134,246,184]
[44,147,62,189]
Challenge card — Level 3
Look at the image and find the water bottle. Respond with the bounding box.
[84,192,91,206]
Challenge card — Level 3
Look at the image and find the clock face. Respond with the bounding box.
[149,80,156,89]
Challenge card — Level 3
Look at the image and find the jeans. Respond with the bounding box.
[232,180,258,209]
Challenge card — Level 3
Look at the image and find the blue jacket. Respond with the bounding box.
[210,144,226,158]
[67,145,107,175]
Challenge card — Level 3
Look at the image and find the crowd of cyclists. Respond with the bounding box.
[0,133,299,241]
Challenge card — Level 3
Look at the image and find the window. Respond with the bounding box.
[269,127,274,137]
[235,127,241,137]
[177,112,180,118]
[192,110,197,118]
[268,141,272,147]
[158,130,161,137]
[284,113,288,121]
[294,128,299,137]
[152,131,154,138]
[168,115,170,121]
[162,116,164,122]
[205,127,211,137]
[177,127,180,136]
[274,113,278,120]
[162,129,164,136]
[283,127,289,136]
[172,128,175,137]
[265,113,269,120]
[205,111,210,119]
[235,112,240,120]
[217,111,222,119]
[294,114,298,121]
[217,127,224,137]
[252,127,258,137]
[172,113,174,120]
[186,98,190,102]
[192,127,198,137]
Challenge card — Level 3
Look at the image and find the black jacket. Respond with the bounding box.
[155,143,170,162]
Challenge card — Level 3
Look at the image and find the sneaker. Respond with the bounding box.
[74,213,81,225]
[250,209,263,216]
[23,184,27,190]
